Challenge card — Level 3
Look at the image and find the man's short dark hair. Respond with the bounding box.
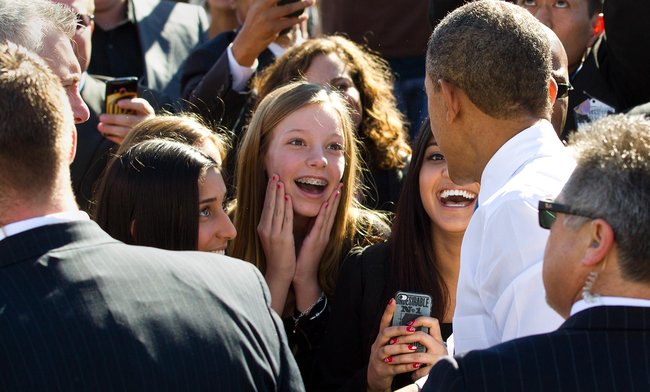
[426,0,552,120]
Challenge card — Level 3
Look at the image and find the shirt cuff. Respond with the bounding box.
[227,42,258,92]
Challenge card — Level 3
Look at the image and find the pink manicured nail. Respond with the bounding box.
[406,326,416,332]
[413,363,421,369]
[271,175,277,181]
[407,320,415,327]
[389,338,397,345]
[284,195,289,201]
[388,298,395,305]
[384,357,393,363]
[324,202,329,209]
[408,345,417,350]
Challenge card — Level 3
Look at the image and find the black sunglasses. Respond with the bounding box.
[538,200,600,229]
[76,13,94,30]
[556,82,573,99]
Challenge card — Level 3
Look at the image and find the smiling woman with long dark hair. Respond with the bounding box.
[313,119,480,391]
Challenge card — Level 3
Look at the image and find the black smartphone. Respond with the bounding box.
[104,76,138,115]
[391,291,432,353]
[277,0,303,18]
[277,0,303,35]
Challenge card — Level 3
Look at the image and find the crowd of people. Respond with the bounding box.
[1,0,649,391]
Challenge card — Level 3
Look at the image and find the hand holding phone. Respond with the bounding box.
[105,77,138,115]
[391,291,433,353]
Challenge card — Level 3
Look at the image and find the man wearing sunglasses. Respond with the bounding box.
[423,114,650,391]
[425,1,576,355]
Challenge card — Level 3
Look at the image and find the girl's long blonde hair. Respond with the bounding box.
[229,82,389,295]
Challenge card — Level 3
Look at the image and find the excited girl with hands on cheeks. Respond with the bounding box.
[229,81,389,378]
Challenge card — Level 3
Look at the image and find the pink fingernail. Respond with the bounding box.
[413,363,421,369]
[388,298,395,305]
[407,320,415,326]
[406,326,416,332]
[389,338,397,345]
[284,195,289,201]
[324,202,329,209]
[384,357,393,363]
[408,345,417,350]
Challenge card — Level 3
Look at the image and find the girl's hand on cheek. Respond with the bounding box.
[258,174,296,312]
[293,183,342,311]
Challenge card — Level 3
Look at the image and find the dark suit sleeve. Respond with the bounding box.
[181,32,251,129]
[421,357,466,392]
[312,252,369,391]
[249,262,306,391]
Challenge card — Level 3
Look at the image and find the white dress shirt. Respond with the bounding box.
[571,297,650,315]
[226,32,304,92]
[453,120,576,354]
[0,211,90,242]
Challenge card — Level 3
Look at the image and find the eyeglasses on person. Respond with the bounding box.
[556,82,573,99]
[76,13,94,31]
[538,199,600,229]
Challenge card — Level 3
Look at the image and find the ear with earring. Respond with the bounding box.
[582,240,603,303]
[581,270,600,303]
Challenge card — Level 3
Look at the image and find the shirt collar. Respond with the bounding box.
[478,120,563,204]
[0,210,90,242]
[571,296,650,316]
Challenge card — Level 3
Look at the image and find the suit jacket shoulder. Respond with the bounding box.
[423,306,650,392]
[0,221,304,391]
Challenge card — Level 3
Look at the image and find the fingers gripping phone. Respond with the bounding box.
[277,0,303,17]
[277,0,304,35]
[391,291,432,353]
[105,76,138,115]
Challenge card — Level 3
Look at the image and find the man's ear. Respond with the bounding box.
[581,218,615,268]
[549,77,558,105]
[588,13,604,47]
[438,79,460,123]
[68,125,77,163]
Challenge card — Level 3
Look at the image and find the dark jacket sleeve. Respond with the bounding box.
[180,31,251,129]
[421,357,466,392]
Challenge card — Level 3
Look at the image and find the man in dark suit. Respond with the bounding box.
[421,114,650,391]
[0,41,304,391]
[181,0,312,130]
[90,0,210,107]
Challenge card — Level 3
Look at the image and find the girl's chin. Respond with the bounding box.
[291,203,322,220]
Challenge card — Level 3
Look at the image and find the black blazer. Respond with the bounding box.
[70,74,117,213]
[422,306,650,392]
[0,220,304,391]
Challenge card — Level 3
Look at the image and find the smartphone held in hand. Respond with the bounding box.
[391,291,432,353]
[105,77,138,114]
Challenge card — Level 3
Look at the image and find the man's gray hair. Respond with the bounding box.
[563,114,650,282]
[0,0,76,53]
